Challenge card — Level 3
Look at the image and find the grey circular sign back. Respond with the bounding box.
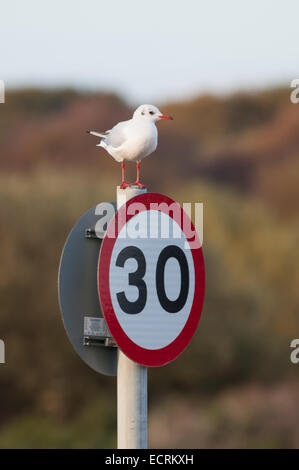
[58,204,117,376]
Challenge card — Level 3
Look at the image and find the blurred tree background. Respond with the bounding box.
[0,87,299,448]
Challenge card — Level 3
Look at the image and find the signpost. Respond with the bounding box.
[116,186,148,449]
[58,186,205,450]
[98,189,205,448]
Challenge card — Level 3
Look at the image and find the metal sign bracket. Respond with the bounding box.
[83,316,117,348]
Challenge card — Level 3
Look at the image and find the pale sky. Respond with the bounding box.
[0,0,298,104]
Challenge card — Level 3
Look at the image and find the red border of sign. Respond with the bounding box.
[98,193,205,367]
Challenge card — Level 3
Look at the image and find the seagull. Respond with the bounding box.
[87,104,173,188]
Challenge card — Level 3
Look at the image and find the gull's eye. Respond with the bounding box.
[141,111,145,115]
[149,111,154,115]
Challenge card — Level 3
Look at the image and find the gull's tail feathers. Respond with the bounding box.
[86,130,107,138]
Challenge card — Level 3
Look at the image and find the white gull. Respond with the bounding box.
[87,104,173,188]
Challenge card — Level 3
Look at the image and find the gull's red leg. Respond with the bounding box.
[120,161,130,189]
[132,160,146,188]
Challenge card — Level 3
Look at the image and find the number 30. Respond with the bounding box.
[115,245,189,314]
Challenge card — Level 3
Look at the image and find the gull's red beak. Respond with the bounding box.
[159,114,173,120]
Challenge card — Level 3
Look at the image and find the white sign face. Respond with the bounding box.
[98,193,205,367]
[109,211,195,350]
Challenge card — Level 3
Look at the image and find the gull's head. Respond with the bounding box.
[133,104,173,123]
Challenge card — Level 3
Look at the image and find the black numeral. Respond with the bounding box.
[156,245,189,313]
[116,246,147,314]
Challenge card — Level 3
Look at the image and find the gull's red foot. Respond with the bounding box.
[119,182,130,189]
[131,182,146,189]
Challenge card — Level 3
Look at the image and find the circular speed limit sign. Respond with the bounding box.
[98,193,205,367]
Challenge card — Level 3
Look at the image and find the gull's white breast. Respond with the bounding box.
[106,120,158,162]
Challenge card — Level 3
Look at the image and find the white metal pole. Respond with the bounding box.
[116,185,148,449]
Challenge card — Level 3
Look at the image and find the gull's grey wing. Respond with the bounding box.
[104,121,128,148]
